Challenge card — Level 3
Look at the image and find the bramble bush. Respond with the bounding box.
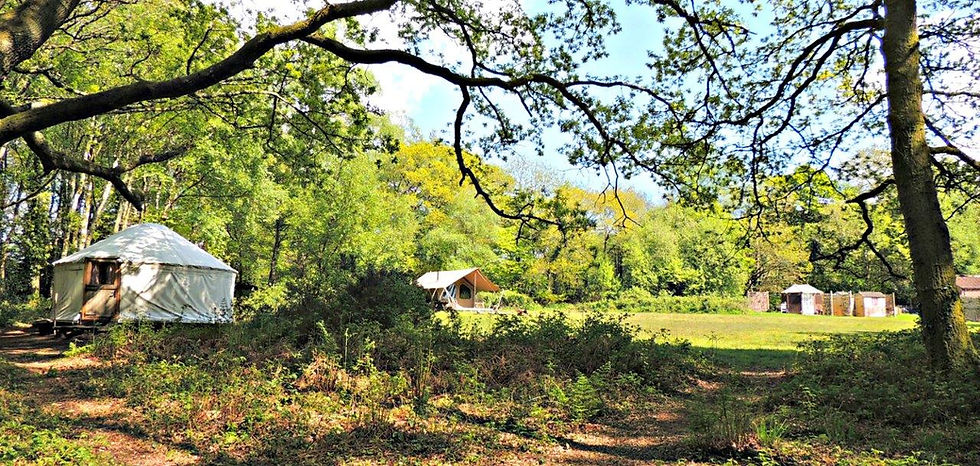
[769,329,980,464]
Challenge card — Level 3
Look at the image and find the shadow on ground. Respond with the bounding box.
[693,346,800,371]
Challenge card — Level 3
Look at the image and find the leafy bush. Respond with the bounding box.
[326,268,430,329]
[771,329,980,463]
[566,374,604,421]
[586,292,748,314]
[688,390,756,452]
[423,312,703,394]
[479,290,540,310]
[0,299,50,327]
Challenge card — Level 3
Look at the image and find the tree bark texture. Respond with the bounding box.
[882,0,979,368]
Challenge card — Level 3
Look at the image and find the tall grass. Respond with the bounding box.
[73,310,704,463]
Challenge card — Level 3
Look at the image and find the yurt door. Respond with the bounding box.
[81,260,120,322]
[801,293,815,315]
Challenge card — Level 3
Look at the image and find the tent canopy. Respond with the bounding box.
[783,284,823,294]
[417,268,500,292]
[53,223,235,272]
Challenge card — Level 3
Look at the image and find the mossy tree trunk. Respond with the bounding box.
[882,0,979,369]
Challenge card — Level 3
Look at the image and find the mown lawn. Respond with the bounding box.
[446,310,930,369]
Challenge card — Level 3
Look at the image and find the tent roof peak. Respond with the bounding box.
[52,223,236,273]
[416,267,500,292]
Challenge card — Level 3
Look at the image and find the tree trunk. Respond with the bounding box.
[882,0,979,368]
[268,216,286,285]
[76,177,93,249]
[88,179,113,235]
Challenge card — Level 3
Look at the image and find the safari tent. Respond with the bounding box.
[782,284,824,315]
[416,268,499,311]
[50,223,236,327]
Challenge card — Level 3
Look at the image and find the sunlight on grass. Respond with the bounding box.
[442,310,924,370]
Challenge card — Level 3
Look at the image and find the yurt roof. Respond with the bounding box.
[52,223,236,273]
[416,268,500,292]
[782,284,823,294]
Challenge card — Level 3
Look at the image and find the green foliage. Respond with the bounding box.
[480,290,540,310]
[446,312,703,391]
[327,268,431,329]
[0,299,50,327]
[689,390,756,452]
[611,204,752,298]
[754,416,789,448]
[771,329,980,463]
[63,307,703,462]
[0,364,109,464]
[589,291,749,314]
[566,374,604,421]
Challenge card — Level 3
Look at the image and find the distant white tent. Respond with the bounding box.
[51,223,236,325]
[782,284,823,295]
[782,284,824,315]
[416,268,499,311]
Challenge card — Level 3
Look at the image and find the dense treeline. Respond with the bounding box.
[2,0,980,312]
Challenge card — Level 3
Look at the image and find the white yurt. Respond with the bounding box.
[50,223,236,325]
[782,284,824,315]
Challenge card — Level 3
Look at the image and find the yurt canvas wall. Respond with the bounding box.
[51,223,236,325]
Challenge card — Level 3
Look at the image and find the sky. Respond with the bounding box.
[218,0,669,201]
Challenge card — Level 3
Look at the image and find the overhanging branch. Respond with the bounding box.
[0,0,398,144]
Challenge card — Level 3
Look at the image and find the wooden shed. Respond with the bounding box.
[828,291,855,316]
[956,276,980,321]
[854,291,888,317]
[782,284,824,315]
[416,268,500,311]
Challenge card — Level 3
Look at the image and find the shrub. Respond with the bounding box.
[480,290,539,310]
[567,374,603,421]
[0,298,50,327]
[688,390,756,452]
[327,268,430,329]
[586,293,748,314]
[427,311,702,393]
[770,329,980,463]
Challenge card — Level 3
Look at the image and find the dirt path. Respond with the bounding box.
[0,329,199,465]
[544,399,692,465]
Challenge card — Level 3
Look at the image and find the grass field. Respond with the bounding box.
[446,310,940,369]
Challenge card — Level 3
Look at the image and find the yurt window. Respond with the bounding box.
[88,262,117,287]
